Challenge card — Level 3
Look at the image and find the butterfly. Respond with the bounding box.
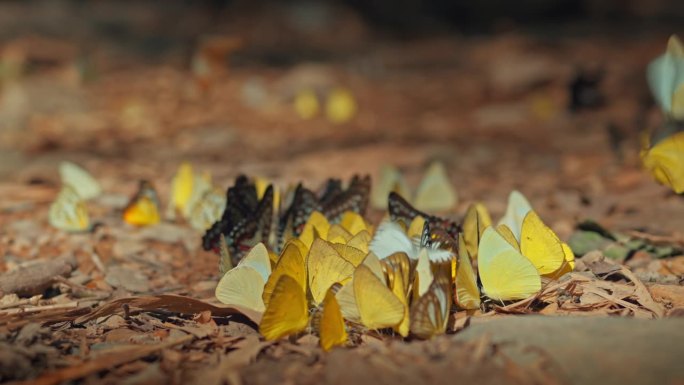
[166,162,195,220]
[647,35,684,120]
[59,161,101,200]
[188,187,227,231]
[259,239,353,350]
[260,275,348,351]
[497,190,532,242]
[49,184,91,232]
[123,180,161,226]
[325,87,357,124]
[294,88,320,120]
[202,175,274,262]
[409,273,452,339]
[641,131,684,194]
[477,227,541,302]
[496,191,574,277]
[372,162,457,212]
[462,203,492,261]
[388,192,460,239]
[215,242,272,313]
[454,234,481,310]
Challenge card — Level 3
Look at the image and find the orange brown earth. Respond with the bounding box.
[0,2,683,384]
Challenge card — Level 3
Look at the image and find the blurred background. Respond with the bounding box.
[0,0,682,234]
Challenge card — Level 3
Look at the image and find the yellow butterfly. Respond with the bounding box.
[371,162,457,212]
[260,275,348,351]
[353,264,405,330]
[454,235,481,310]
[167,162,194,219]
[641,131,684,194]
[462,203,492,261]
[215,243,272,313]
[307,239,355,305]
[123,180,161,226]
[335,252,385,322]
[409,274,452,339]
[262,241,307,308]
[477,227,541,302]
[49,184,91,232]
[518,211,572,276]
[59,161,101,200]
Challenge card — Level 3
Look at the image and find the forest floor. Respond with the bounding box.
[0,2,683,384]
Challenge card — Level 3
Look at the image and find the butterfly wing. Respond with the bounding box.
[354,265,405,330]
[123,181,161,226]
[462,203,492,261]
[259,275,309,341]
[369,220,417,260]
[414,161,457,212]
[263,243,306,307]
[520,211,566,276]
[215,266,265,313]
[497,190,532,241]
[454,235,481,310]
[410,275,451,339]
[307,239,355,305]
[49,185,91,232]
[479,227,541,302]
[318,286,348,351]
[59,161,101,200]
[641,131,684,193]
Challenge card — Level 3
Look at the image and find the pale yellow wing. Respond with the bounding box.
[59,161,101,200]
[414,161,457,212]
[519,211,566,276]
[354,265,405,330]
[49,184,91,232]
[237,243,272,282]
[414,249,433,297]
[215,266,265,313]
[319,286,348,351]
[263,243,306,307]
[371,165,410,209]
[479,227,540,302]
[335,280,360,322]
[260,275,309,341]
[307,239,355,305]
[188,187,226,230]
[497,190,532,241]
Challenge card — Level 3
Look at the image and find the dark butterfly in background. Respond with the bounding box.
[202,175,273,264]
[388,191,460,240]
[204,174,371,263]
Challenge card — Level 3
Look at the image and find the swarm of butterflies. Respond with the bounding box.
[210,166,575,351]
[49,161,228,232]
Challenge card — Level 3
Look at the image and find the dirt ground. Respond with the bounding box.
[0,2,683,384]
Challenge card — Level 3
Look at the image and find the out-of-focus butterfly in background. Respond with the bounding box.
[372,161,457,213]
[49,184,91,232]
[123,180,161,226]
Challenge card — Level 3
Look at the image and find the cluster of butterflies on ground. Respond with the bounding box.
[49,162,229,232]
[211,169,575,351]
[642,34,684,194]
